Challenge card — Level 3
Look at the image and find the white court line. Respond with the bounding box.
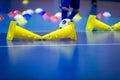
[0,43,120,47]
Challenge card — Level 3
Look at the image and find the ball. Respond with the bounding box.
[23,14,32,20]
[50,16,59,22]
[35,8,43,14]
[14,14,24,20]
[43,13,51,20]
[38,10,46,16]
[22,10,28,15]
[13,10,21,15]
[0,15,4,21]
[103,11,111,18]
[55,12,61,19]
[8,11,16,18]
[16,18,27,26]
[59,19,71,28]
[22,0,29,5]
[97,13,104,19]
[27,9,34,15]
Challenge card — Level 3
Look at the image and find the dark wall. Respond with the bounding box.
[0,0,60,14]
[0,0,120,13]
[100,0,120,1]
[0,0,11,13]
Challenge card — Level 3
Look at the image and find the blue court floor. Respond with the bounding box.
[0,31,120,80]
[0,0,120,80]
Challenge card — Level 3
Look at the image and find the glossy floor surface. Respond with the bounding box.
[0,0,120,80]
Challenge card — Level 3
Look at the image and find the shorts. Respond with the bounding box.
[61,0,80,9]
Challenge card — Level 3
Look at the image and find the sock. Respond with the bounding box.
[90,5,97,15]
[62,9,68,20]
[68,10,78,19]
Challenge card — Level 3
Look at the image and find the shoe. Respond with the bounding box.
[59,18,71,28]
[91,0,97,7]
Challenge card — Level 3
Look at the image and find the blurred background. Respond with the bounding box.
[0,1,120,80]
[0,0,120,33]
[0,0,120,17]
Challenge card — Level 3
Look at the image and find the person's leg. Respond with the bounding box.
[91,0,97,6]
[68,0,80,19]
[59,0,74,28]
[68,9,79,19]
[61,7,69,20]
[60,0,70,20]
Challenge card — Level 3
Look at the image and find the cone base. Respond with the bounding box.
[6,21,16,40]
[86,15,96,31]
[6,21,42,41]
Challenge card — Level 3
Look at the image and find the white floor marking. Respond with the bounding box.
[0,43,120,47]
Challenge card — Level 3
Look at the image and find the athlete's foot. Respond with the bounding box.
[91,0,97,6]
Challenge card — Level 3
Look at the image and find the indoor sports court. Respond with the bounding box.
[0,0,120,80]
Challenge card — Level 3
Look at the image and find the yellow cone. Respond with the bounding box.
[42,22,77,41]
[6,21,42,41]
[86,15,111,31]
[111,22,120,31]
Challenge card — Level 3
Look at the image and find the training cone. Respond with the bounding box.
[42,22,77,41]
[111,22,120,31]
[6,21,42,41]
[86,15,111,31]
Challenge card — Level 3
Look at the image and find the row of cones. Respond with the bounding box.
[86,15,120,31]
[6,21,77,41]
[6,15,120,41]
